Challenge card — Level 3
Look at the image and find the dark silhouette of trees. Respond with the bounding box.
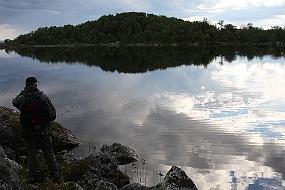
[3,12,285,47]
[12,46,285,73]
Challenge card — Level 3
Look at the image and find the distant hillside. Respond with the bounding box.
[2,12,285,47]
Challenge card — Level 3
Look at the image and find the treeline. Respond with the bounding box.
[3,12,285,47]
[11,46,285,73]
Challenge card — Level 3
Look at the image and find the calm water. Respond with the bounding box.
[1,47,285,189]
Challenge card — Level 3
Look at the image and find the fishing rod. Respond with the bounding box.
[56,105,78,118]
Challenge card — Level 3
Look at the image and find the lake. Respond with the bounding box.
[1,47,285,189]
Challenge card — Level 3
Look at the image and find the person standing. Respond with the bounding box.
[12,76,59,183]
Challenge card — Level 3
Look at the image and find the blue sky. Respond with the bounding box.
[0,0,285,40]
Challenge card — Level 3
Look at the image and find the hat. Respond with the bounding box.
[26,76,38,86]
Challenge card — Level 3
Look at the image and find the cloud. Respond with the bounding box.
[0,24,28,40]
[254,14,285,28]
[182,16,207,22]
[196,0,285,13]
[0,0,59,10]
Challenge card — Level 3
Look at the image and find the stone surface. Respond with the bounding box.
[100,143,139,165]
[153,166,198,190]
[63,182,84,190]
[120,183,150,190]
[94,180,118,190]
[0,145,23,190]
[49,121,80,151]
[61,151,84,163]
[78,154,130,189]
[0,146,7,158]
[0,145,22,172]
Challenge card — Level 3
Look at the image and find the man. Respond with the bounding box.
[12,76,59,183]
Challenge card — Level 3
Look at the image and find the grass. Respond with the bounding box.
[18,167,63,190]
[18,153,88,190]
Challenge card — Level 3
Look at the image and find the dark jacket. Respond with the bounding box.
[12,86,56,137]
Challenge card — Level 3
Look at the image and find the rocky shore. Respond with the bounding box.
[0,106,198,190]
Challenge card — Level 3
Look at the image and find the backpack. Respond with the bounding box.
[22,93,50,130]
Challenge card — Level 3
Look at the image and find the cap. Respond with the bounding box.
[26,76,38,86]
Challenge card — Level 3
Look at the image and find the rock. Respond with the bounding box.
[0,146,7,158]
[61,151,84,163]
[100,143,139,165]
[4,158,22,172]
[120,183,150,190]
[78,175,118,190]
[49,121,80,151]
[74,153,130,189]
[28,184,40,190]
[88,152,118,170]
[95,180,118,190]
[0,106,80,160]
[0,145,22,172]
[62,182,84,190]
[0,145,23,190]
[77,169,102,189]
[3,147,17,161]
[153,166,198,190]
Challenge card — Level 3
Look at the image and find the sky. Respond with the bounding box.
[0,0,285,40]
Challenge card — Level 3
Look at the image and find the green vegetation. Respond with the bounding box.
[18,153,91,190]
[3,12,285,47]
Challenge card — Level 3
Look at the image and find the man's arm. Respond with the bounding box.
[12,91,25,110]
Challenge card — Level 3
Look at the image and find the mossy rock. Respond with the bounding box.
[0,106,80,159]
[49,122,80,152]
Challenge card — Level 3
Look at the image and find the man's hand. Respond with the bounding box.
[14,90,24,98]
[12,90,25,110]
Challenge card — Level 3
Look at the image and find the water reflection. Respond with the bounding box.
[1,48,285,189]
[9,46,285,73]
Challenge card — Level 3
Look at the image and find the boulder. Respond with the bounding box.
[0,145,23,190]
[88,152,118,170]
[61,151,84,164]
[0,146,22,172]
[77,153,130,189]
[120,183,150,190]
[78,175,118,190]
[100,143,139,165]
[0,145,6,158]
[0,106,80,160]
[49,122,80,151]
[62,182,84,190]
[153,166,198,190]
[0,107,23,160]
[94,180,118,190]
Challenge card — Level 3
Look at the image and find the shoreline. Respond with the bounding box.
[0,106,199,189]
[1,41,285,49]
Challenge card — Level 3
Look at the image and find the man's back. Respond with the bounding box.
[12,76,59,183]
[13,84,56,137]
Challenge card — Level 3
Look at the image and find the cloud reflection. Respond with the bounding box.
[1,51,285,189]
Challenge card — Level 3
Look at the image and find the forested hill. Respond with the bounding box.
[3,12,285,47]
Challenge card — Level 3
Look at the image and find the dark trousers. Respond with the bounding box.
[25,135,59,180]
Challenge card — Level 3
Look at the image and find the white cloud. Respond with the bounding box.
[197,0,285,12]
[182,16,207,22]
[254,14,285,28]
[0,24,27,40]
